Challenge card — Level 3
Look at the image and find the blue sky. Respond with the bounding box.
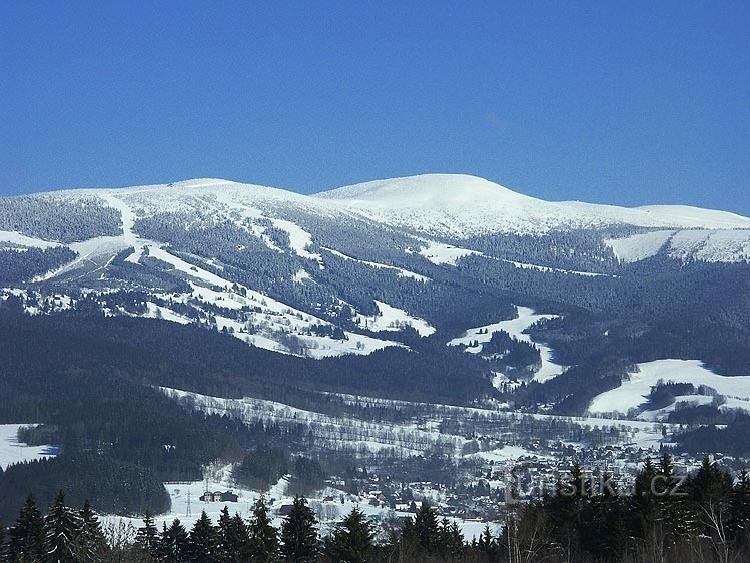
[2,1,748,214]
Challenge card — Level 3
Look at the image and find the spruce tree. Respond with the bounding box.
[412,501,440,554]
[229,513,252,561]
[135,511,160,559]
[43,490,82,563]
[8,494,45,562]
[188,511,219,562]
[438,517,463,557]
[248,496,279,562]
[217,506,252,562]
[280,496,318,563]
[76,501,106,561]
[160,519,190,562]
[323,507,375,563]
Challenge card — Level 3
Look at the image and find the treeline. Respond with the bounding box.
[0,491,501,562]
[503,454,750,562]
[0,456,169,523]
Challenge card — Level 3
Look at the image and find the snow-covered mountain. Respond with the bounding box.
[317,173,750,236]
[2,173,750,417]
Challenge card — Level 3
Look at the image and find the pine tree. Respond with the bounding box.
[438,517,463,557]
[412,501,440,554]
[248,496,279,562]
[8,494,45,562]
[217,506,250,562]
[43,490,82,563]
[188,511,219,562]
[75,501,106,561]
[135,511,160,559]
[280,496,318,563]
[160,519,190,562]
[323,507,375,563]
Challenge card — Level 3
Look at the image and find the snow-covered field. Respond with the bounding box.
[355,301,435,337]
[0,424,58,470]
[588,359,750,415]
[417,240,483,265]
[448,306,565,383]
[604,231,675,263]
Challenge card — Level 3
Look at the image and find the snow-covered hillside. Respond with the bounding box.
[588,359,750,416]
[448,306,565,383]
[317,174,750,237]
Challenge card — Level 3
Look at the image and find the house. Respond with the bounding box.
[199,490,238,503]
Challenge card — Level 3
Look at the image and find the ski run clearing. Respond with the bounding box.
[588,359,750,416]
[0,424,58,470]
[448,306,565,383]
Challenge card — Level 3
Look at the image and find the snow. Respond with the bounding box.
[322,247,430,281]
[604,231,675,262]
[355,301,436,337]
[99,193,148,264]
[0,424,58,470]
[161,387,461,456]
[268,218,324,266]
[144,302,192,325]
[148,247,234,288]
[448,306,565,383]
[605,229,750,263]
[588,359,750,415]
[417,240,482,265]
[317,174,750,237]
[144,248,403,358]
[292,269,312,284]
[0,230,61,249]
[502,259,608,277]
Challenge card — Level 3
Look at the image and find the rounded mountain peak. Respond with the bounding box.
[316,173,537,209]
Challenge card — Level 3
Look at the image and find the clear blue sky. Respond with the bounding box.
[2,1,749,214]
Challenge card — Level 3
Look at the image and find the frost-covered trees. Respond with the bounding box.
[0,195,121,242]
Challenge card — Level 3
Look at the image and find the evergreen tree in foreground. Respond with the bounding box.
[135,510,160,559]
[8,494,45,562]
[43,490,82,563]
[217,505,252,562]
[75,500,106,561]
[188,510,219,562]
[160,519,190,562]
[280,496,319,563]
[323,506,375,563]
[248,496,279,562]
